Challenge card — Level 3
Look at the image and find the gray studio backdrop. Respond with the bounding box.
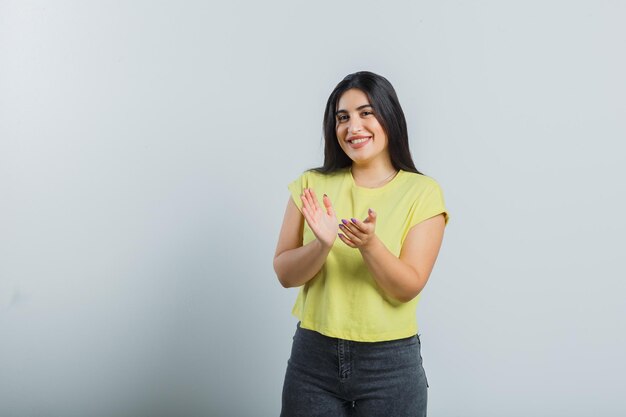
[1,1,624,416]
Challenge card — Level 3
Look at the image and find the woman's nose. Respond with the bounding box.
[349,120,363,134]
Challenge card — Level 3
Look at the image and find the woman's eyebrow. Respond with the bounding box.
[335,104,373,115]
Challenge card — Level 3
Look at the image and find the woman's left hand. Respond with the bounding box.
[338,208,378,249]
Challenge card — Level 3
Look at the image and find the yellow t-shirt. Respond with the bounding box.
[287,167,449,342]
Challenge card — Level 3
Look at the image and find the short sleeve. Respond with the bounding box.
[407,181,450,228]
[287,171,308,213]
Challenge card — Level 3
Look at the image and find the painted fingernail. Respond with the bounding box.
[341,219,348,225]
[351,218,357,223]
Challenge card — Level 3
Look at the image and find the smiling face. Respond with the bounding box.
[335,88,390,167]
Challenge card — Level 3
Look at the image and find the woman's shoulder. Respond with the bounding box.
[289,168,347,189]
[299,168,349,181]
[401,171,443,191]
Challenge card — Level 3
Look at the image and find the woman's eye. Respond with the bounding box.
[362,111,373,116]
[337,115,348,122]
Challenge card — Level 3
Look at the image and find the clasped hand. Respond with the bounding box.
[300,188,377,249]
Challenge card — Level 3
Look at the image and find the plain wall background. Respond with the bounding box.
[1,1,625,416]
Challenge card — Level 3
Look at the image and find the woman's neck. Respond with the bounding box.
[350,161,398,188]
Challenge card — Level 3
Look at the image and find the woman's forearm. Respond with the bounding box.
[359,235,424,303]
[274,239,332,288]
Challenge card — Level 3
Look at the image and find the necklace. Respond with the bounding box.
[350,167,399,188]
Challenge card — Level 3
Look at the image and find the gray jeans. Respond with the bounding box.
[280,322,429,417]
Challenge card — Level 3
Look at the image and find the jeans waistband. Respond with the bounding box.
[295,321,419,348]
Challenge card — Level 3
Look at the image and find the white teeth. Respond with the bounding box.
[350,137,370,144]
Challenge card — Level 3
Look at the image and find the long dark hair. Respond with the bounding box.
[311,71,422,175]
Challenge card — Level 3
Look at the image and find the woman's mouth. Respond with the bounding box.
[347,136,371,149]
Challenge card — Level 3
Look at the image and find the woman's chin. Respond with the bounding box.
[349,154,373,165]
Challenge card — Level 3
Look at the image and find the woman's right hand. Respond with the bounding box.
[300,188,338,249]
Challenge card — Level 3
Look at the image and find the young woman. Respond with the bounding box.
[273,71,449,417]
